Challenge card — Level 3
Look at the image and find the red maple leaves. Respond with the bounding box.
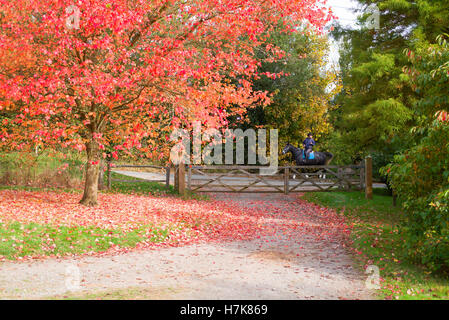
[0,0,333,205]
[0,0,332,148]
[0,190,350,261]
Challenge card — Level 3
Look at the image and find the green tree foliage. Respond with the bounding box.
[383,34,449,272]
[241,26,339,149]
[329,1,418,166]
[330,0,449,271]
[329,1,449,165]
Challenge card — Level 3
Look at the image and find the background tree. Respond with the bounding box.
[383,34,449,272]
[328,0,449,170]
[233,25,339,152]
[327,0,449,271]
[328,1,416,166]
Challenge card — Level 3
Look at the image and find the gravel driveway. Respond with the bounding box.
[0,193,374,300]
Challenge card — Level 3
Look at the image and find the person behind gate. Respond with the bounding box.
[302,133,315,162]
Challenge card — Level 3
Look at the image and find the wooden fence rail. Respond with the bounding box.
[106,156,373,199]
[173,157,372,197]
[183,163,366,195]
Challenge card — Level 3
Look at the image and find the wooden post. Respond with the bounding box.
[284,167,289,195]
[392,192,397,207]
[174,165,179,192]
[165,166,170,189]
[338,167,343,190]
[178,162,186,197]
[98,158,105,190]
[365,156,373,199]
[359,166,365,191]
[188,165,192,192]
[107,161,112,189]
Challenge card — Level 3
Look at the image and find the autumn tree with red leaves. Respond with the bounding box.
[0,0,331,206]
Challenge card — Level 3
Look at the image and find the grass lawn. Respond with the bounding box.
[106,171,208,200]
[0,171,209,261]
[106,171,177,196]
[0,221,171,260]
[0,171,207,200]
[302,189,449,300]
[0,170,176,196]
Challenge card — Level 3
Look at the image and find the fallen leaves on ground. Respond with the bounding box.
[0,190,351,261]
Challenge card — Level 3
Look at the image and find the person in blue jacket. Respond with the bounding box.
[302,133,315,161]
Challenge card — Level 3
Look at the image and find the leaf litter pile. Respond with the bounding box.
[0,190,351,261]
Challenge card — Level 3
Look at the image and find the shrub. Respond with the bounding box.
[383,120,449,272]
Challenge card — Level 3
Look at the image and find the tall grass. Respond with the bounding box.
[0,150,85,188]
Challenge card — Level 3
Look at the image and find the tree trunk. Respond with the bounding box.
[80,139,101,206]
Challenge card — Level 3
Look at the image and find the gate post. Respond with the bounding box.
[107,161,112,189]
[337,167,344,190]
[284,167,289,195]
[98,158,105,190]
[188,165,192,192]
[174,165,179,192]
[359,165,365,190]
[365,156,373,199]
[178,162,186,197]
[165,166,170,189]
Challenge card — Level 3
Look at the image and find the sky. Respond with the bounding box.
[325,0,361,69]
[327,0,360,29]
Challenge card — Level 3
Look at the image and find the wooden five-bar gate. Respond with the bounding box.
[187,164,365,194]
[107,156,374,199]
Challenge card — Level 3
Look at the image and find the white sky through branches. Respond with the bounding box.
[326,0,360,70]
